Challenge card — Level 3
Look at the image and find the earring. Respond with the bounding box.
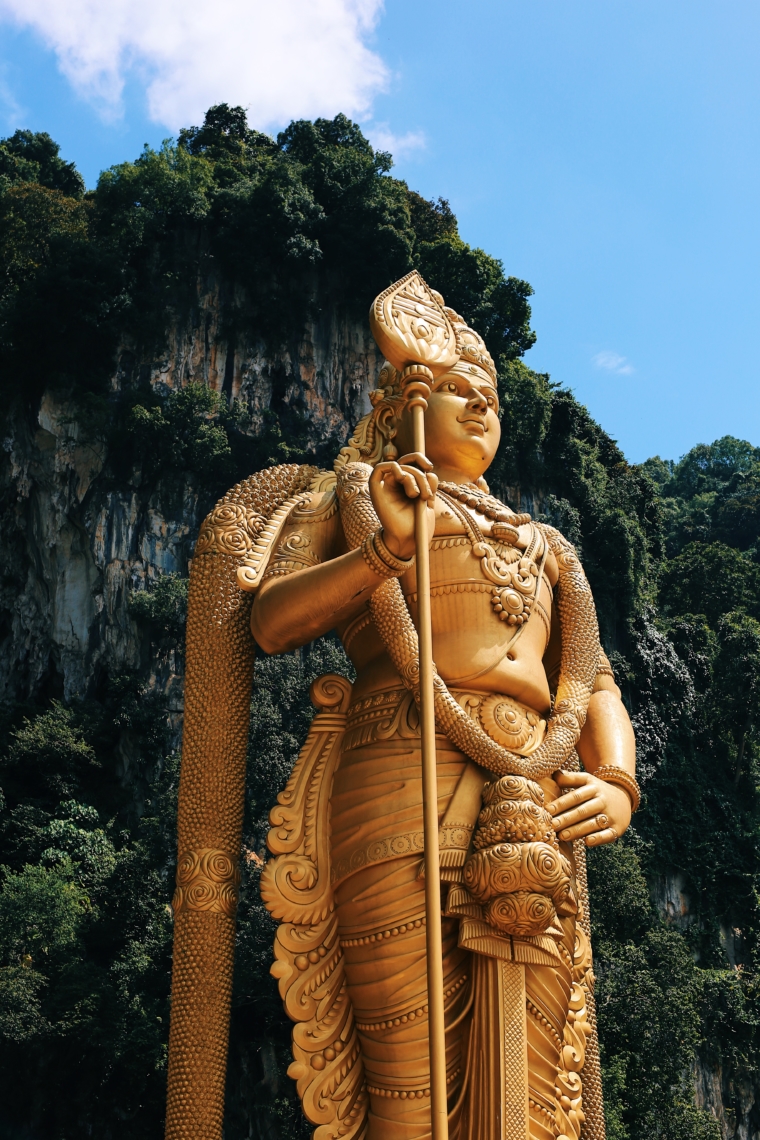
[383,442,399,460]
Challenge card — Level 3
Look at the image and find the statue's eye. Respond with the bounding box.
[444,382,458,393]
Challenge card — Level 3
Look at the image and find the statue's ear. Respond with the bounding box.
[375,402,397,447]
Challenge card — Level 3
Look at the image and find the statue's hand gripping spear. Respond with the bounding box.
[369,272,461,1140]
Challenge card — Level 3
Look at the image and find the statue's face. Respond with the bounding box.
[394,366,501,480]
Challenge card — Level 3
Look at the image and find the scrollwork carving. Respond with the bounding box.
[260,672,368,1140]
[172,848,241,917]
[195,502,264,557]
[369,270,459,378]
[263,531,322,581]
[554,982,593,1140]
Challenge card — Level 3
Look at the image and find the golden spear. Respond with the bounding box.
[370,272,460,1140]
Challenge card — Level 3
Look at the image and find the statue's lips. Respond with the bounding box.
[458,417,487,433]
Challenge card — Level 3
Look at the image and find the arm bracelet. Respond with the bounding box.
[594,765,641,813]
[361,530,415,579]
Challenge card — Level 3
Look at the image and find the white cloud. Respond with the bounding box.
[365,123,426,161]
[592,350,635,376]
[0,0,390,131]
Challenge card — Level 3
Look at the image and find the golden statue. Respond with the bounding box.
[164,273,639,1140]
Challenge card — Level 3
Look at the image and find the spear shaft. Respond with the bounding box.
[407,379,449,1140]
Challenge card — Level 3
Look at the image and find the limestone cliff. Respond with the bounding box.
[0,288,377,724]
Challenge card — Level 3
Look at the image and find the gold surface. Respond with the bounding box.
[263,674,368,1140]
[172,848,240,916]
[165,463,317,1140]
[369,271,459,379]
[167,274,640,1139]
[501,962,530,1140]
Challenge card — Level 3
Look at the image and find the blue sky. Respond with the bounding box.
[1,0,758,464]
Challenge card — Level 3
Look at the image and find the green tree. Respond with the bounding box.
[278,113,414,308]
[659,542,760,624]
[712,611,760,784]
[417,238,536,364]
[0,129,84,196]
[179,102,278,185]
[3,701,98,800]
[668,436,760,500]
[0,182,126,403]
[713,464,760,552]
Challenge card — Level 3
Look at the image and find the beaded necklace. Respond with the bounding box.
[436,488,547,620]
[432,487,549,685]
[436,481,531,545]
[436,481,530,523]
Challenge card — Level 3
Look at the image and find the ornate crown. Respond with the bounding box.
[442,303,497,383]
[368,273,497,397]
[335,275,498,474]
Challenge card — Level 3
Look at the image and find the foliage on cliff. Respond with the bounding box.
[0,104,533,412]
[0,681,177,1136]
[0,108,759,1140]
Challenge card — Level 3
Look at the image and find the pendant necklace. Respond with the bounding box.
[436,481,531,546]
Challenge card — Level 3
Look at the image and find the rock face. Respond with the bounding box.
[694,1062,760,1140]
[650,873,758,1139]
[0,291,378,729]
[119,276,380,457]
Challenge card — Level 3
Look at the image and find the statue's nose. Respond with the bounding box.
[467,392,487,412]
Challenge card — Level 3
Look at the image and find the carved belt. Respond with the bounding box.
[343,686,547,756]
[333,690,548,887]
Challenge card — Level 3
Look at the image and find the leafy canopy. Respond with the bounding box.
[0,129,84,197]
[0,106,536,405]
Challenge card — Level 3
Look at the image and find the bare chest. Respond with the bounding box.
[399,494,552,634]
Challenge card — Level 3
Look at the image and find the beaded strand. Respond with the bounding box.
[437,480,531,526]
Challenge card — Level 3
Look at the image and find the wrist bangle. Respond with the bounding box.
[374,529,414,573]
[361,530,414,579]
[361,533,393,578]
[594,765,641,813]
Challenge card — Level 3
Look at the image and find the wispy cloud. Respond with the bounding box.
[0,0,391,131]
[366,123,426,161]
[592,350,635,376]
[0,64,24,129]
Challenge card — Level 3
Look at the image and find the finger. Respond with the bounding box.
[554,770,593,788]
[428,472,439,496]
[398,471,422,498]
[556,817,600,842]
[551,797,605,832]
[585,827,618,848]
[370,460,405,483]
[397,452,433,471]
[371,462,422,498]
[559,813,614,843]
[547,784,597,816]
[397,465,435,501]
[372,459,436,501]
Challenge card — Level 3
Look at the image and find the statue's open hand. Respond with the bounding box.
[369,453,438,561]
[547,770,631,847]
